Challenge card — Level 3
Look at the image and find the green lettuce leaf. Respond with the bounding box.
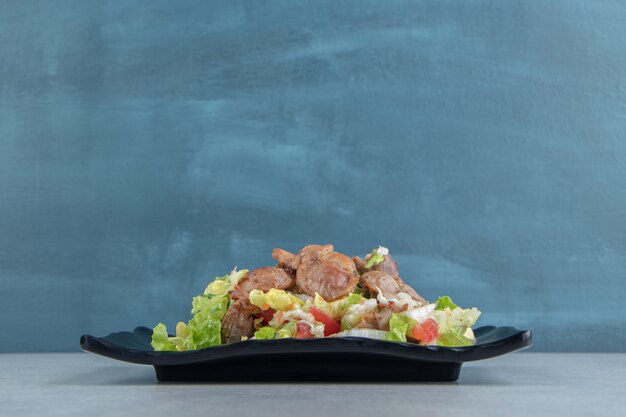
[254,326,277,340]
[364,248,386,269]
[203,280,232,297]
[151,323,177,351]
[151,268,251,352]
[435,296,458,310]
[184,309,222,350]
[276,321,297,339]
[384,313,416,343]
[430,299,481,347]
[312,292,361,319]
[191,295,229,320]
[448,307,481,329]
[249,288,303,311]
[313,293,342,318]
[214,273,231,281]
[203,269,249,297]
[175,321,189,339]
[343,293,362,308]
[165,322,189,351]
[437,332,473,347]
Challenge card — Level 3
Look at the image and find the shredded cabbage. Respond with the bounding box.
[249,288,304,311]
[335,329,389,340]
[150,323,177,351]
[304,320,325,338]
[152,274,237,351]
[384,313,416,342]
[438,332,473,347]
[191,295,229,319]
[203,268,249,297]
[340,299,378,330]
[312,292,362,319]
[428,296,481,346]
[364,246,388,269]
[184,309,221,350]
[254,326,277,340]
[276,321,297,338]
[434,296,458,310]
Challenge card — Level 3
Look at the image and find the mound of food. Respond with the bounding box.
[151,245,481,351]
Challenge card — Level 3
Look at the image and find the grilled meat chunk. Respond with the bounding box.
[231,267,295,300]
[272,244,358,301]
[221,299,257,344]
[272,248,302,271]
[359,270,427,305]
[353,253,399,276]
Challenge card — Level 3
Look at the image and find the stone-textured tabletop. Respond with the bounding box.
[1,352,623,416]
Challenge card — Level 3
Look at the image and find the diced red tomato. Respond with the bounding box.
[255,308,276,325]
[309,307,341,336]
[411,318,440,343]
[296,321,315,338]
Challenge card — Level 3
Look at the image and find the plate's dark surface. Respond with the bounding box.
[80,326,532,382]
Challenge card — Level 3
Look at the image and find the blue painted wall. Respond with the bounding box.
[1,0,625,352]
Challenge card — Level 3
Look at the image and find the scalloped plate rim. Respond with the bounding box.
[80,324,532,366]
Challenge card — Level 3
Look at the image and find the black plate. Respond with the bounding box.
[80,326,531,382]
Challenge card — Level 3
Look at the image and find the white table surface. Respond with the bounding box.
[1,352,624,417]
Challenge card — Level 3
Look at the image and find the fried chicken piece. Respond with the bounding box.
[359,270,401,297]
[221,299,257,344]
[272,244,358,301]
[359,270,427,305]
[272,248,302,271]
[374,253,399,276]
[353,256,366,274]
[224,267,296,341]
[355,248,427,304]
[231,267,295,300]
[353,253,399,276]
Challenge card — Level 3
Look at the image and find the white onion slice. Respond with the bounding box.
[334,329,389,340]
[401,303,436,322]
